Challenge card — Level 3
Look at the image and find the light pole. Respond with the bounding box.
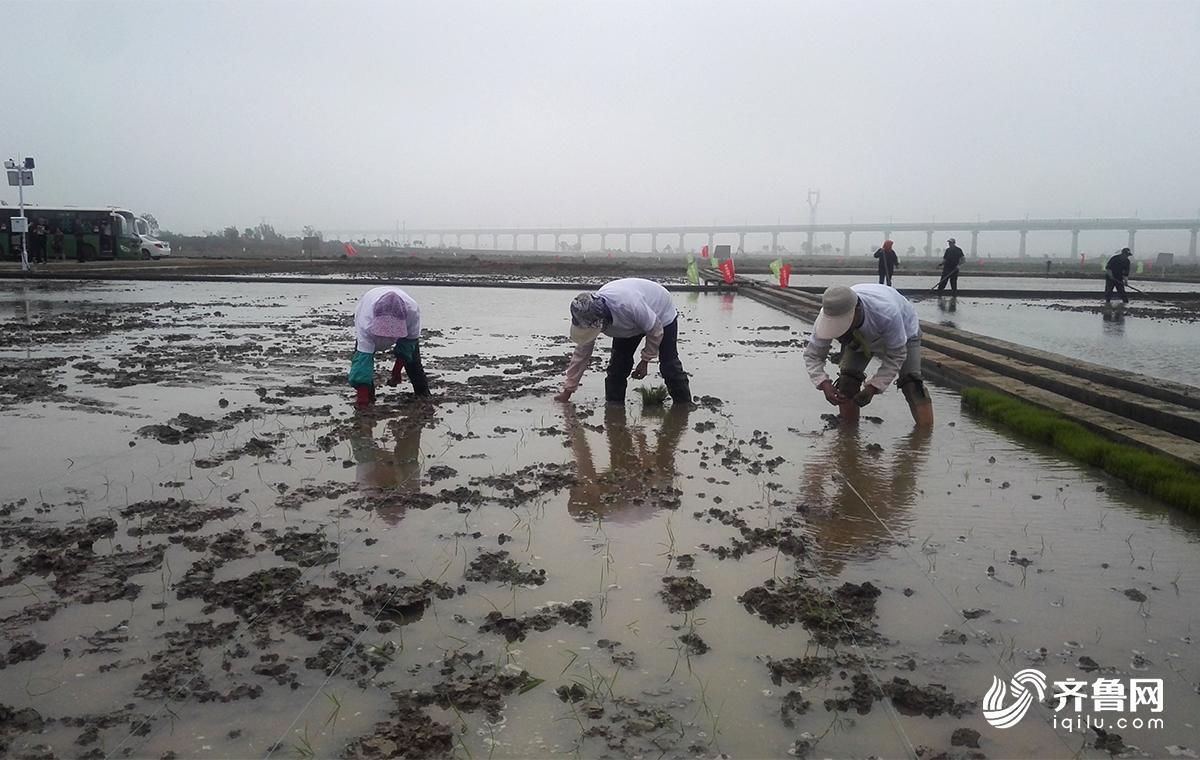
[5,156,35,272]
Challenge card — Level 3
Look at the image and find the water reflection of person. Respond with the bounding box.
[565,404,690,524]
[348,409,429,522]
[1102,306,1126,336]
[936,295,957,313]
[799,427,931,573]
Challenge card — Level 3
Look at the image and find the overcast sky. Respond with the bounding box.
[6,0,1199,252]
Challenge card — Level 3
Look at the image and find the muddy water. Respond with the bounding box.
[908,297,1200,387]
[761,273,1200,294]
[1,280,1198,759]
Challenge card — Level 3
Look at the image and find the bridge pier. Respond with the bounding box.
[806,230,815,255]
[843,230,851,256]
[970,230,979,257]
[625,232,631,253]
[554,233,561,251]
[1128,229,1136,251]
[532,234,538,252]
[1191,228,1198,259]
[679,232,685,253]
[925,230,933,258]
[651,232,658,254]
[707,232,715,253]
[1071,229,1080,258]
[575,232,582,250]
[738,231,745,254]
[771,231,779,254]
[1019,229,1027,258]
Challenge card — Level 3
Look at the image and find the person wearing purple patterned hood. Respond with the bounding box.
[555,278,692,406]
[348,287,430,408]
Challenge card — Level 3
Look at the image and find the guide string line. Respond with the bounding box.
[836,474,1082,756]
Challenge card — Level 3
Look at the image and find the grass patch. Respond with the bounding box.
[961,386,1200,514]
[636,385,669,407]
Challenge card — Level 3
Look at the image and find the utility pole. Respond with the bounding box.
[5,155,35,272]
[806,188,820,255]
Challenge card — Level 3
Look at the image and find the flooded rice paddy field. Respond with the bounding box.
[768,274,1200,294]
[1,280,1198,760]
[907,296,1200,389]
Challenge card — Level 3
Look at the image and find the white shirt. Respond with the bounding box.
[595,278,678,338]
[354,287,422,354]
[804,284,920,390]
[563,278,678,392]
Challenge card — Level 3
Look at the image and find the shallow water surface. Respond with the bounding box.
[0,280,1197,759]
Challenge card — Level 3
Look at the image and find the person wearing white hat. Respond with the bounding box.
[348,286,430,408]
[555,278,691,405]
[803,284,932,425]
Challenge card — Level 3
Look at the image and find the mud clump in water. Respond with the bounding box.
[739,578,882,646]
[700,513,807,560]
[659,576,712,612]
[471,462,577,507]
[343,693,454,759]
[478,600,593,642]
[951,728,982,748]
[12,544,165,605]
[136,412,232,444]
[465,550,546,586]
[766,656,832,686]
[780,690,811,728]
[414,652,535,721]
[360,580,463,624]
[1,640,46,668]
[0,704,46,755]
[884,677,974,718]
[120,498,241,536]
[262,528,339,567]
[679,632,709,655]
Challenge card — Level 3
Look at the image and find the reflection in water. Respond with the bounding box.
[565,404,690,524]
[936,295,957,313]
[1102,305,1126,336]
[348,408,430,523]
[800,427,931,572]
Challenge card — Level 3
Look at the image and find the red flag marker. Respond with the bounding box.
[344,242,358,256]
[780,263,792,288]
[701,244,710,258]
[718,258,735,284]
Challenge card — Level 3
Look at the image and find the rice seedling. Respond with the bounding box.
[636,385,669,407]
[962,387,1200,514]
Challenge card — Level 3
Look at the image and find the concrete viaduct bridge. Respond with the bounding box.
[323,218,1200,258]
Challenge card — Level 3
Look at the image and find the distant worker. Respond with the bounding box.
[50,225,64,261]
[74,218,88,261]
[937,238,965,293]
[349,286,430,409]
[804,284,933,426]
[874,239,898,286]
[555,277,692,406]
[1104,248,1133,305]
[30,220,48,264]
[1045,258,1052,275]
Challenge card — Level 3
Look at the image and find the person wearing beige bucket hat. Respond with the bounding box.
[348,286,430,408]
[555,278,692,406]
[804,284,933,426]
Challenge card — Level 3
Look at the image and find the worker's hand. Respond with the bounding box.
[630,360,649,380]
[818,379,847,406]
[852,386,880,407]
[554,389,574,403]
